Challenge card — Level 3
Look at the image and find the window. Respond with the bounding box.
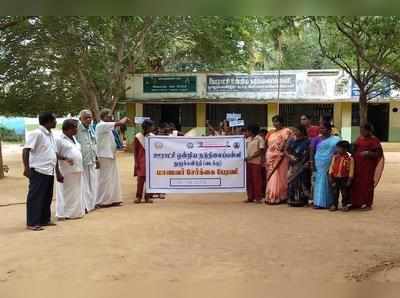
[279,104,334,127]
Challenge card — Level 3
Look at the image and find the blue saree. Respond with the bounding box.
[313,135,340,208]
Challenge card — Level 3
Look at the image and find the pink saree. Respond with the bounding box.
[265,128,292,204]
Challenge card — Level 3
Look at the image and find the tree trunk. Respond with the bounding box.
[0,139,4,179]
[88,90,100,122]
[359,92,368,127]
[78,68,101,122]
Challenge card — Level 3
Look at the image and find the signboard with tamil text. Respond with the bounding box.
[207,74,296,93]
[145,136,246,193]
[143,76,196,93]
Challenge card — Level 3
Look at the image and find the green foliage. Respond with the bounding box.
[331,16,400,86]
[1,16,400,120]
[311,16,389,95]
[0,126,23,142]
[0,16,266,116]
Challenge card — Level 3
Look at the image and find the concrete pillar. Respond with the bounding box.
[389,102,400,142]
[126,102,136,121]
[341,102,352,142]
[334,102,342,131]
[196,103,206,135]
[125,103,140,152]
[135,103,143,117]
[267,103,278,130]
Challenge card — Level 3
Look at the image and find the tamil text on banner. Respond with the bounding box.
[145,136,246,193]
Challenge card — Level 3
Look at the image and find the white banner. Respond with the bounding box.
[229,119,245,127]
[145,136,246,193]
[226,113,241,121]
[134,116,151,124]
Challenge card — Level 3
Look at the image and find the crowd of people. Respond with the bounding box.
[22,109,384,231]
[206,113,383,211]
[23,109,129,231]
[241,114,383,212]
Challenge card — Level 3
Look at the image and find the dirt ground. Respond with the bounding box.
[1,143,400,297]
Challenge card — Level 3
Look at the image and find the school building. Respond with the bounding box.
[122,69,400,143]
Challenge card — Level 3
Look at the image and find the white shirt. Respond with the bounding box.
[95,121,116,159]
[24,125,57,176]
[56,134,83,175]
[246,135,265,165]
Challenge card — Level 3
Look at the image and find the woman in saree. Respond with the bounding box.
[312,122,340,209]
[351,123,384,210]
[265,115,292,205]
[286,125,311,207]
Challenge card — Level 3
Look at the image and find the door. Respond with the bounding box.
[368,104,389,141]
[161,104,181,129]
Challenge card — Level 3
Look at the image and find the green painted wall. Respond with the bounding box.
[341,127,351,142]
[351,127,359,143]
[341,126,359,143]
[389,127,400,142]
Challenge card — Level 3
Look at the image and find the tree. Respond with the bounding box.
[1,17,263,119]
[0,16,35,179]
[0,16,266,178]
[331,16,400,86]
[312,16,392,126]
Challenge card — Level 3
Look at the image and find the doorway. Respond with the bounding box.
[206,104,268,128]
[143,104,196,132]
[368,104,389,141]
[279,104,334,127]
[161,105,180,128]
[352,103,389,141]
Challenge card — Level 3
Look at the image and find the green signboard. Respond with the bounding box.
[143,76,196,93]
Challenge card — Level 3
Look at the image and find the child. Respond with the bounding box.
[245,124,265,203]
[328,140,354,211]
[133,119,155,204]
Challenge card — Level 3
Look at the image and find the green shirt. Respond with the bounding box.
[76,122,97,167]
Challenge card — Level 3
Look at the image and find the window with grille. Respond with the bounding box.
[279,104,334,127]
[206,104,268,128]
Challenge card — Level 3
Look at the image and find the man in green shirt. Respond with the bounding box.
[76,109,99,212]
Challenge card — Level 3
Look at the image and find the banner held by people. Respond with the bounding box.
[145,136,246,193]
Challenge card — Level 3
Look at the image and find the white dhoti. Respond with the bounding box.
[56,172,85,219]
[96,157,122,205]
[82,164,97,212]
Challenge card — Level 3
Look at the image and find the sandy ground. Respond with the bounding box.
[1,143,400,297]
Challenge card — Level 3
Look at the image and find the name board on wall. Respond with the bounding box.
[351,79,391,98]
[143,76,197,93]
[207,74,296,93]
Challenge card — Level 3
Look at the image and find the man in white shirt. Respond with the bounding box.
[95,109,129,207]
[23,112,62,231]
[56,119,85,219]
[76,110,98,213]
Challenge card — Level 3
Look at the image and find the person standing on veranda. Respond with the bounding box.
[300,114,320,138]
[95,109,130,207]
[56,119,85,219]
[23,112,63,231]
[76,110,99,213]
